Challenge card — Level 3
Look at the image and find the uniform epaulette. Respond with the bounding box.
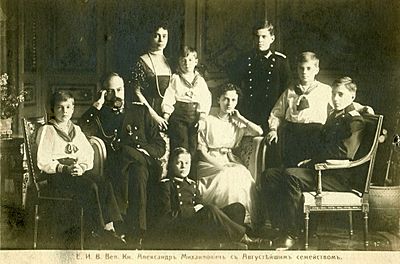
[348,110,361,117]
[132,102,144,105]
[186,178,196,184]
[160,178,170,183]
[275,51,287,58]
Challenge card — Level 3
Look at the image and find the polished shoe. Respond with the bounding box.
[85,231,103,249]
[273,234,298,250]
[219,242,249,250]
[101,230,127,249]
[240,234,273,249]
[124,235,144,250]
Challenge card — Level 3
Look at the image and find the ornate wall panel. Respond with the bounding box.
[47,0,97,72]
[202,0,264,76]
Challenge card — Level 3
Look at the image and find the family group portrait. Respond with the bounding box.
[0,0,399,256]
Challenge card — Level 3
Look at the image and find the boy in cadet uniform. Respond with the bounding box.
[228,20,292,132]
[149,147,271,249]
[79,73,165,248]
[267,52,372,168]
[261,77,366,250]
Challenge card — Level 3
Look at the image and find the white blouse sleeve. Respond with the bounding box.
[161,76,177,115]
[74,125,94,171]
[36,125,58,174]
[197,77,212,115]
[268,88,289,131]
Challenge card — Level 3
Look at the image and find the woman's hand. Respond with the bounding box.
[153,114,169,131]
[196,119,206,132]
[229,109,244,123]
[266,130,278,144]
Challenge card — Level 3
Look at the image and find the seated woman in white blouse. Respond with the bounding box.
[197,83,263,224]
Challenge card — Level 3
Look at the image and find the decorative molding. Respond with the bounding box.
[51,84,96,105]
[22,83,36,105]
[49,0,97,72]
[202,0,263,75]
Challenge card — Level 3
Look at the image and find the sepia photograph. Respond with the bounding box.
[0,0,399,263]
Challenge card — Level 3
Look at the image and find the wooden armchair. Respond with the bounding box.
[22,117,107,249]
[233,135,266,182]
[303,114,384,249]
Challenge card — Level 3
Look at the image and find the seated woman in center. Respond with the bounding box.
[197,83,263,223]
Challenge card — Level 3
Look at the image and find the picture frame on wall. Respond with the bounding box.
[51,85,96,105]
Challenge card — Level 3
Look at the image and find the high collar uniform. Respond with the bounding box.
[261,103,366,233]
[149,177,246,249]
[79,102,166,236]
[228,50,292,129]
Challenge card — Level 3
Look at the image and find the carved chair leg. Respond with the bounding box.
[348,211,353,238]
[34,204,39,249]
[363,212,369,249]
[304,212,310,250]
[80,208,84,250]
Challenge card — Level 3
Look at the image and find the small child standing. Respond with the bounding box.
[162,46,212,160]
[36,91,124,248]
[148,147,271,249]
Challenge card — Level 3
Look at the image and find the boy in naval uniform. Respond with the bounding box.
[261,77,367,250]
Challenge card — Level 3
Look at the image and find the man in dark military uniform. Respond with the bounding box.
[260,77,366,249]
[148,147,271,249]
[79,73,165,248]
[228,20,292,132]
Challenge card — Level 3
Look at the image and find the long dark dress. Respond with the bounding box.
[130,56,172,178]
[130,57,171,116]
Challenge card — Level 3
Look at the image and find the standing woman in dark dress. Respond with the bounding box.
[130,20,172,132]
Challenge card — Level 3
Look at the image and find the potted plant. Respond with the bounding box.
[0,73,26,138]
[369,119,400,237]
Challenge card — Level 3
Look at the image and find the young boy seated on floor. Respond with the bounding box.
[147,147,271,249]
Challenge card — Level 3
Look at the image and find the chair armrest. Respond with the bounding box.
[234,136,264,182]
[88,136,107,178]
[314,157,372,171]
[314,160,351,170]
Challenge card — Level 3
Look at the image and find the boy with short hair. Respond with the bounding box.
[150,147,271,249]
[267,52,331,167]
[162,46,212,159]
[228,20,292,130]
[261,77,366,249]
[37,91,124,248]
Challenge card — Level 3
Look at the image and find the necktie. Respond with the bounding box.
[294,85,310,111]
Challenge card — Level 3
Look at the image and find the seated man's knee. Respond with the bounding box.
[261,168,283,188]
[129,164,149,183]
[79,177,98,192]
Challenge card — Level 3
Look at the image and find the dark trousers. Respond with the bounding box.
[262,168,350,234]
[45,171,122,234]
[121,148,160,237]
[281,122,323,167]
[168,102,199,179]
[151,203,246,249]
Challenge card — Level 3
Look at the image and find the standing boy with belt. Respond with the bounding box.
[162,46,212,174]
